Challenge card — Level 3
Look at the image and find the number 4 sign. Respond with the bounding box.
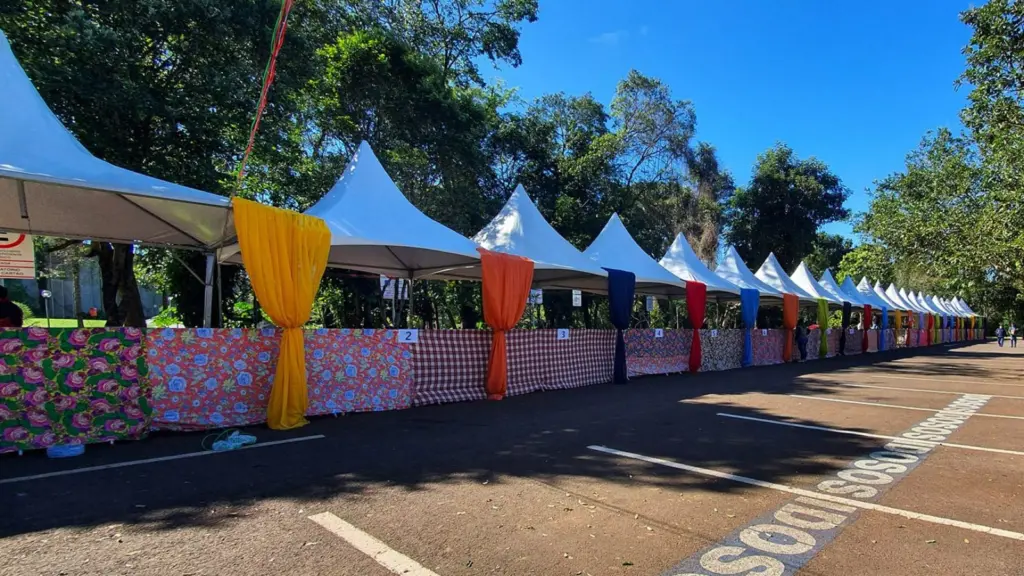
[397,329,418,343]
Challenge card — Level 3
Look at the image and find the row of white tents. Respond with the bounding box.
[0,31,977,324]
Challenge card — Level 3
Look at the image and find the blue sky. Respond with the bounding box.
[484,0,976,241]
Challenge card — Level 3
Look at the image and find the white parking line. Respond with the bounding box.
[716,413,1024,456]
[823,383,1024,400]
[807,373,1024,388]
[309,512,441,576]
[787,395,1024,420]
[587,445,1024,541]
[0,435,325,484]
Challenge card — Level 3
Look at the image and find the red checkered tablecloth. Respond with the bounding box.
[507,330,615,395]
[412,330,490,406]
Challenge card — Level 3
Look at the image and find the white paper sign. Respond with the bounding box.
[380,276,408,300]
[848,328,855,334]
[654,328,664,338]
[761,329,768,336]
[711,329,719,337]
[645,296,655,311]
[0,232,35,279]
[397,329,419,343]
[556,328,569,340]
[826,328,832,335]
[572,290,582,307]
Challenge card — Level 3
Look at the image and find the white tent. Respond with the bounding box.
[874,281,908,312]
[221,141,481,280]
[856,277,891,310]
[956,297,978,316]
[714,246,784,301]
[937,293,958,315]
[659,234,741,298]
[0,31,234,249]
[898,288,925,314]
[820,270,864,308]
[754,253,816,303]
[475,185,607,292]
[583,213,686,296]
[885,284,915,312]
[949,298,969,317]
[840,276,867,307]
[791,262,843,306]
[914,292,940,315]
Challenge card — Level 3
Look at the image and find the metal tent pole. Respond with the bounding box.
[202,253,214,328]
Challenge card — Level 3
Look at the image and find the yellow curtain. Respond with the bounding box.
[232,197,331,429]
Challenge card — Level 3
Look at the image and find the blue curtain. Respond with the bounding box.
[839,302,852,355]
[919,312,925,334]
[879,307,888,351]
[606,268,636,384]
[740,288,759,367]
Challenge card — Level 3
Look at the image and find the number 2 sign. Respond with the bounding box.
[397,329,419,343]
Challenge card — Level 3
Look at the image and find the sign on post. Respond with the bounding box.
[0,232,34,279]
[572,290,582,307]
[380,276,407,300]
[645,296,654,311]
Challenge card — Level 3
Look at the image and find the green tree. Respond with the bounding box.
[958,0,1024,296]
[725,143,850,272]
[836,243,894,285]
[805,232,853,278]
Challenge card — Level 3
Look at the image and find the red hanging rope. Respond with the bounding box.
[236,0,294,188]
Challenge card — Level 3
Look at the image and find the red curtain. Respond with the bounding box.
[862,304,872,351]
[479,248,534,400]
[924,314,932,346]
[686,282,707,372]
[782,294,798,362]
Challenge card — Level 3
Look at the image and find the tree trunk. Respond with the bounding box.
[92,243,121,326]
[72,258,83,328]
[115,245,145,327]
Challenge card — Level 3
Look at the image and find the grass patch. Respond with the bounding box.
[22,318,109,328]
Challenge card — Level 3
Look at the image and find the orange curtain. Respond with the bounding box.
[479,248,534,400]
[782,294,798,362]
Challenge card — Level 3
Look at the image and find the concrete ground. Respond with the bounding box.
[1,340,1021,576]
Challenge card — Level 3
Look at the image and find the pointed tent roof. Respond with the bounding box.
[754,253,816,303]
[873,281,906,311]
[885,284,914,311]
[819,269,863,307]
[475,184,607,292]
[840,276,870,308]
[714,246,784,300]
[0,31,234,249]
[913,292,937,314]
[220,141,482,279]
[918,293,943,315]
[956,298,978,316]
[791,262,843,305]
[899,288,925,313]
[659,233,741,297]
[936,297,957,316]
[583,213,686,296]
[856,277,891,309]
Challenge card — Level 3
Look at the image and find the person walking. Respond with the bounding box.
[996,325,1005,347]
[795,320,809,362]
[1011,325,1018,348]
